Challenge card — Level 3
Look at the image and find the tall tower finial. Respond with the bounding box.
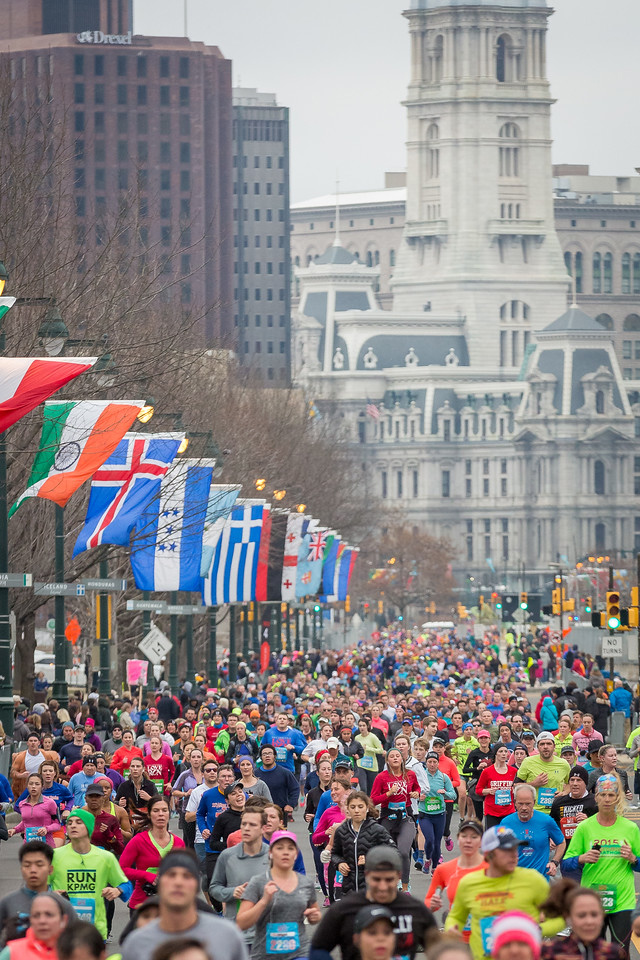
[333,174,341,248]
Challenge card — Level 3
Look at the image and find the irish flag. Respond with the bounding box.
[10,399,144,515]
[0,356,96,434]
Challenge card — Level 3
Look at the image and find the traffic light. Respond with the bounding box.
[313,603,321,613]
[478,594,484,607]
[630,587,639,628]
[591,610,605,628]
[551,588,561,615]
[519,592,528,610]
[457,602,468,619]
[584,596,592,614]
[606,591,621,630]
[345,595,350,612]
[377,600,384,615]
[430,601,436,615]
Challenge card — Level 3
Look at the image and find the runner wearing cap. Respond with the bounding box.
[515,731,570,812]
[238,831,320,960]
[49,809,132,940]
[562,772,640,956]
[519,731,538,757]
[549,767,597,880]
[429,738,461,853]
[559,744,577,767]
[310,846,437,960]
[462,731,494,821]
[417,751,456,873]
[352,905,396,960]
[445,826,563,960]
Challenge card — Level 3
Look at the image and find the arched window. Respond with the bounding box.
[499,123,519,177]
[624,314,640,331]
[374,250,380,266]
[574,251,583,293]
[366,250,373,267]
[592,252,602,293]
[564,251,572,276]
[623,252,631,294]
[499,300,530,367]
[389,249,396,268]
[634,254,640,295]
[595,390,605,414]
[595,313,613,330]
[594,460,605,495]
[426,123,439,180]
[604,252,613,294]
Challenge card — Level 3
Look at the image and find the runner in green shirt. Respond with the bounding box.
[563,772,640,953]
[516,731,570,811]
[445,825,563,960]
[50,809,131,939]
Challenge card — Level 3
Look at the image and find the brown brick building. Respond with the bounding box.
[0,0,234,345]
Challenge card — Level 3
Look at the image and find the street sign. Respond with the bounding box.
[80,578,127,591]
[601,633,624,658]
[126,599,168,612]
[0,573,32,587]
[34,582,86,597]
[165,604,209,616]
[138,625,172,664]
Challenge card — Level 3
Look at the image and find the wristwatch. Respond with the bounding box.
[551,859,560,866]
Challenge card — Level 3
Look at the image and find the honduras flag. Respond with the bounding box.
[130,459,215,591]
[202,503,265,605]
[73,433,183,556]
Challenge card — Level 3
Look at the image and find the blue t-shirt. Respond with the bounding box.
[196,787,227,852]
[261,727,308,771]
[67,772,101,807]
[16,783,73,811]
[501,809,565,876]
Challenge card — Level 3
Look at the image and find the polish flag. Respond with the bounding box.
[0,356,96,433]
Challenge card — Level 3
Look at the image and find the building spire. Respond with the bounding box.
[333,174,341,248]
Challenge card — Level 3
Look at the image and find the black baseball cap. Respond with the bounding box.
[365,846,402,872]
[353,905,395,934]
[85,783,104,797]
[458,819,483,836]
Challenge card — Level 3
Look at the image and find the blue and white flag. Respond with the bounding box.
[199,484,242,577]
[337,547,358,602]
[73,433,184,557]
[202,503,266,605]
[321,535,342,598]
[295,520,329,599]
[130,459,215,591]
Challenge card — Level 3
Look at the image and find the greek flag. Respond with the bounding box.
[202,503,266,605]
[199,484,242,577]
[130,459,215,592]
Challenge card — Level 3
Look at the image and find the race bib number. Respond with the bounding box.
[360,755,374,769]
[480,916,498,954]
[560,816,577,838]
[537,787,555,806]
[69,896,95,923]
[594,885,617,912]
[494,789,511,806]
[389,800,406,812]
[25,827,41,842]
[266,922,300,954]
[275,746,288,762]
[152,778,164,792]
[425,796,445,814]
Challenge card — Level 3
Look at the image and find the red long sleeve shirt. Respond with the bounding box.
[120,829,185,908]
[370,769,420,817]
[143,754,174,794]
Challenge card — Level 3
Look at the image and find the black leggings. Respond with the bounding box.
[602,910,632,959]
[444,802,454,838]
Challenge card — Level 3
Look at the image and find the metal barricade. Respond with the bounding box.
[0,743,12,780]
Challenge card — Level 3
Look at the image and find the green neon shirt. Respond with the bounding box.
[51,843,127,938]
[517,754,570,811]
[564,813,640,912]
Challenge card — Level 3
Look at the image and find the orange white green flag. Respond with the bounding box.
[9,398,144,516]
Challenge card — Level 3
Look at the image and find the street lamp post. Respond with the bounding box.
[208,606,218,686]
[168,590,179,692]
[184,609,194,687]
[242,604,249,660]
[97,557,110,696]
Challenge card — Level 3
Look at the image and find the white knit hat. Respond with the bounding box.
[491,911,541,959]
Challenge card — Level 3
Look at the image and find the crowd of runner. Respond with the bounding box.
[1,627,640,960]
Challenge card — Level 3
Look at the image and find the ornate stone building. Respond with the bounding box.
[292,0,640,590]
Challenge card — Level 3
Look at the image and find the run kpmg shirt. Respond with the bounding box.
[50,843,129,938]
[516,755,570,811]
[564,814,640,913]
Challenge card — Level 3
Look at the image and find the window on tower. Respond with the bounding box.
[498,123,519,177]
[426,124,439,180]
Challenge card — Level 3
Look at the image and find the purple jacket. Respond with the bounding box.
[14,796,60,846]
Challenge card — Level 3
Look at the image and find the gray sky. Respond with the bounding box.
[134,0,640,203]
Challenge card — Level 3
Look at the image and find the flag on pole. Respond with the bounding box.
[337,547,358,601]
[366,399,380,420]
[0,355,96,434]
[130,459,216,591]
[322,536,343,598]
[202,502,266,605]
[295,522,331,599]
[73,433,184,556]
[199,484,242,576]
[281,513,304,602]
[255,504,272,602]
[10,399,144,516]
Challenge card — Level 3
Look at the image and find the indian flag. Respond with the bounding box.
[10,399,144,516]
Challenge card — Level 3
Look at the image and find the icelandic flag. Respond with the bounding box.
[130,459,215,591]
[73,433,183,557]
[202,503,266,605]
[199,484,242,577]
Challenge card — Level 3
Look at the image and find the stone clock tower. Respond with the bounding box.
[392,0,569,370]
